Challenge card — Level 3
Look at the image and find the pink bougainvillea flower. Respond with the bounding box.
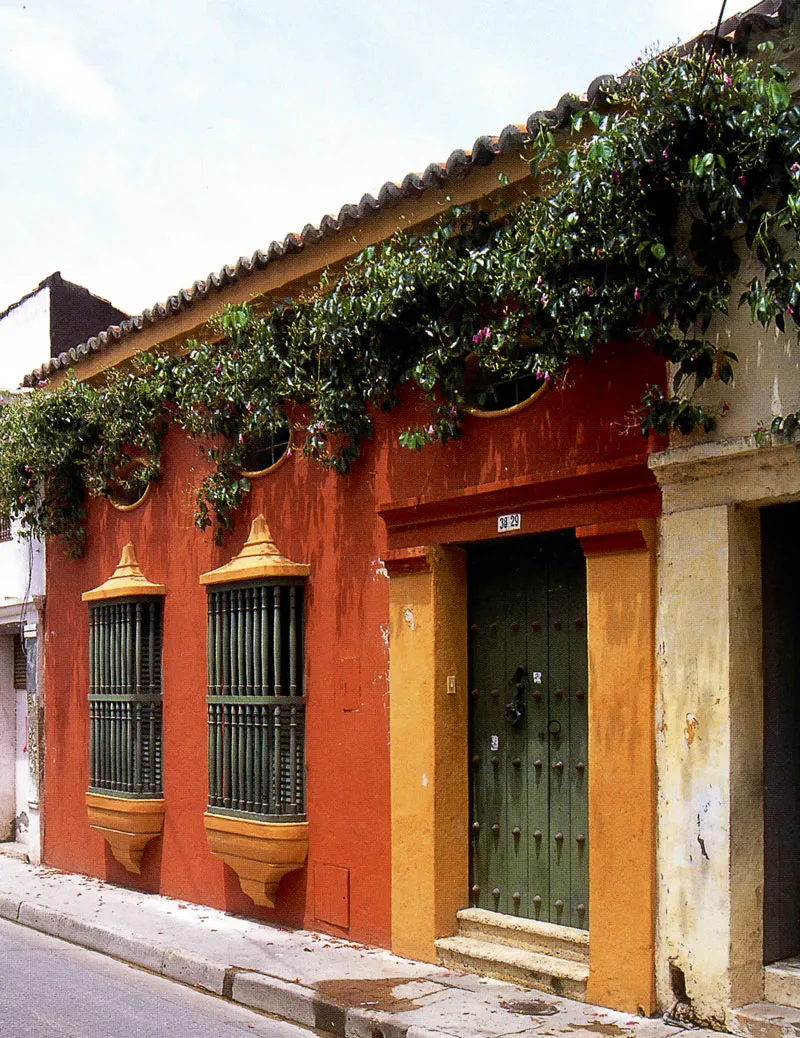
[721,402,730,414]
[723,73,733,86]
[634,288,642,301]
[787,304,796,316]
[426,425,435,435]
[662,148,669,160]
[612,170,620,182]
[737,175,747,186]
[586,286,594,296]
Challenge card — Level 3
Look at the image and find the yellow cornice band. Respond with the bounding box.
[81,543,166,601]
[199,515,310,585]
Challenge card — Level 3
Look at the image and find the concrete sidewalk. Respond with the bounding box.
[0,854,721,1038]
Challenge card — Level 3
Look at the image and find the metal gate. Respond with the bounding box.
[468,532,588,928]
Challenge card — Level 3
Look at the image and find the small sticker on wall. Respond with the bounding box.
[497,512,521,533]
[490,735,500,751]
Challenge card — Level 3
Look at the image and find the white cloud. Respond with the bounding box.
[0,8,118,121]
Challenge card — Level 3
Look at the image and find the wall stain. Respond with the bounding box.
[567,1023,629,1036]
[314,976,421,1014]
[501,998,560,1016]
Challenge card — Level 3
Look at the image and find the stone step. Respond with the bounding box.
[455,908,589,964]
[435,934,588,1001]
[766,961,800,1010]
[730,1002,800,1038]
[0,842,30,864]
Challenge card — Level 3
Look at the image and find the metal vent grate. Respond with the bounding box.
[13,635,27,690]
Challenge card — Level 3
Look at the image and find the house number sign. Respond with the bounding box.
[497,512,521,533]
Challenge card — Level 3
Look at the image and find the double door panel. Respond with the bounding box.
[468,532,588,929]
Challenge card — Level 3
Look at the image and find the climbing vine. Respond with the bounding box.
[1,41,799,552]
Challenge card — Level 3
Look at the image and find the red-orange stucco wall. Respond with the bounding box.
[42,340,664,948]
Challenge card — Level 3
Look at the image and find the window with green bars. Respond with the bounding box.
[206,581,305,821]
[88,598,163,797]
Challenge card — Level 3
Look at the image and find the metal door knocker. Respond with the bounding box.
[505,665,529,726]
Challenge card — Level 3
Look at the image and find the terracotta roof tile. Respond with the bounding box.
[24,0,785,386]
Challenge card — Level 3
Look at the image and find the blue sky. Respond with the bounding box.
[0,0,752,317]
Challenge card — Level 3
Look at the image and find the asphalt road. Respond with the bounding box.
[0,917,317,1037]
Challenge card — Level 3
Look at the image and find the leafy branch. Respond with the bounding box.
[1,42,799,551]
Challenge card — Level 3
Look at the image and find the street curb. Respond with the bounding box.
[2,895,452,1038]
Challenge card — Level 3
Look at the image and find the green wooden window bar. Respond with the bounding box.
[206,581,306,822]
[88,598,163,798]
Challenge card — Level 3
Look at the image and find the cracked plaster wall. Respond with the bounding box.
[655,505,762,1025]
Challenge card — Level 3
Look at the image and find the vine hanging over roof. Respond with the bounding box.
[1,42,799,553]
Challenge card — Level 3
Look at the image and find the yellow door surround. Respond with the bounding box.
[384,523,657,1015]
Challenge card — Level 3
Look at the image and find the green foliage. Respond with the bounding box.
[1,43,800,551]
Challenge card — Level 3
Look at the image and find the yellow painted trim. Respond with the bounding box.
[107,458,152,512]
[387,546,468,962]
[81,543,166,601]
[203,812,308,907]
[85,792,165,874]
[463,382,548,419]
[240,428,294,480]
[461,353,550,419]
[199,514,310,585]
[583,519,657,1013]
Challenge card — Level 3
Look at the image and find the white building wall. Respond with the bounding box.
[0,635,15,842]
[0,286,50,391]
[0,535,44,621]
[0,286,50,862]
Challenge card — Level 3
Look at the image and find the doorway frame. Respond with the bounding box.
[383,517,657,1013]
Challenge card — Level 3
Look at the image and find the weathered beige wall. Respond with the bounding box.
[684,271,800,442]
[655,505,762,1025]
[388,547,468,961]
[673,23,800,446]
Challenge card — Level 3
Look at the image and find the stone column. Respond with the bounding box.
[578,520,658,1015]
[385,546,468,962]
[655,504,763,1025]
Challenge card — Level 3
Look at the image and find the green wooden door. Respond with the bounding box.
[468,532,588,929]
